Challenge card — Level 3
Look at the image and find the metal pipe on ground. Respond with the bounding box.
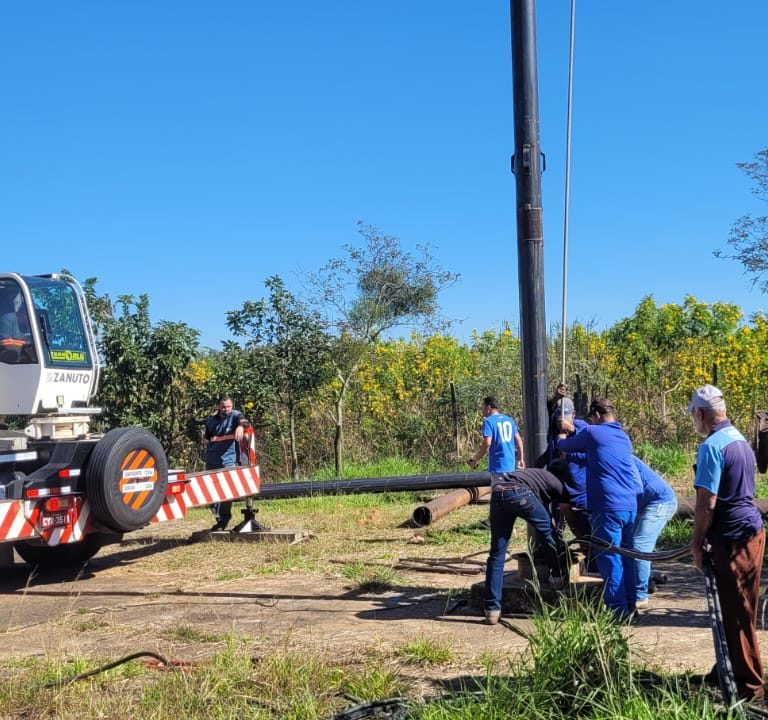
[412,486,492,527]
[674,497,768,519]
[255,472,492,500]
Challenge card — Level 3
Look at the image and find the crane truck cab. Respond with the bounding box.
[0,273,260,568]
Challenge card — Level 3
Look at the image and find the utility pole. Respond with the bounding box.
[510,0,548,467]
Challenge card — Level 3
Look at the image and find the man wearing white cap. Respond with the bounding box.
[687,384,765,702]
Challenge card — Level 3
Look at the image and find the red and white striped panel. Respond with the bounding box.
[0,465,261,542]
[0,500,37,543]
[41,497,94,546]
[183,465,260,509]
[0,497,94,546]
[152,494,187,523]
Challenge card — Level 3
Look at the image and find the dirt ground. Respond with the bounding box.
[0,514,764,691]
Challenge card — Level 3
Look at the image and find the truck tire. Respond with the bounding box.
[86,428,169,532]
[14,533,107,569]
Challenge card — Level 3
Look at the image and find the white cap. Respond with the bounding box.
[686,384,725,413]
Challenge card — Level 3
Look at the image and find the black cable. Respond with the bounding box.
[702,556,744,717]
[568,536,691,562]
[42,651,172,689]
[332,697,410,720]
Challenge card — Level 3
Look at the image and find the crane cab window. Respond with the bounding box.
[0,280,37,364]
[23,276,92,369]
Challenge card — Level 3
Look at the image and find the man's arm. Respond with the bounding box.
[468,437,492,469]
[691,486,717,572]
[233,411,249,442]
[514,432,524,469]
[556,426,588,453]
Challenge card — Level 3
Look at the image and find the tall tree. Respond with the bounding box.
[226,276,332,478]
[95,294,200,461]
[715,148,768,290]
[305,222,458,476]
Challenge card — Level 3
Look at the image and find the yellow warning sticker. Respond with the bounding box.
[51,350,86,362]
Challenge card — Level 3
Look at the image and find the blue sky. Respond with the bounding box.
[2,2,767,349]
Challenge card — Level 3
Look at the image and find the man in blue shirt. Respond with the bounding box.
[204,394,250,531]
[632,456,677,609]
[468,396,524,474]
[557,397,639,617]
[688,384,765,702]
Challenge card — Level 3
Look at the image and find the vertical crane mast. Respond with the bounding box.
[510,0,548,465]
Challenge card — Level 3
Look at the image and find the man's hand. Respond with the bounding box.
[234,425,245,442]
[516,459,525,469]
[559,419,575,434]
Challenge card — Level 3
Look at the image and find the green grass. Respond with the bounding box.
[425,521,490,546]
[656,517,693,550]
[397,637,455,666]
[310,455,447,481]
[407,595,726,719]
[0,639,406,720]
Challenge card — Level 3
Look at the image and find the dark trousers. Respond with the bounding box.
[206,463,233,529]
[484,486,560,613]
[710,528,765,701]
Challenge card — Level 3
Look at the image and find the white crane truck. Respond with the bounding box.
[0,272,260,567]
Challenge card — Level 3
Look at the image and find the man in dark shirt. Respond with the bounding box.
[204,395,250,531]
[688,384,765,702]
[483,467,566,625]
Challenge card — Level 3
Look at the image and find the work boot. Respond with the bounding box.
[484,611,500,625]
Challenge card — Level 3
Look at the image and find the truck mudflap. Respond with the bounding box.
[0,496,93,546]
[0,464,261,547]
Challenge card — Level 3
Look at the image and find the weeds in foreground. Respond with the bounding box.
[397,637,455,666]
[0,637,403,719]
[1,596,733,720]
[408,595,727,719]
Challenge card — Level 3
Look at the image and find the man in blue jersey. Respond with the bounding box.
[468,396,524,474]
[203,395,250,531]
[631,456,677,610]
[557,398,639,617]
[688,385,765,702]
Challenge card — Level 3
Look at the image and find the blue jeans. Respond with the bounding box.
[591,510,637,614]
[484,487,559,614]
[633,499,677,600]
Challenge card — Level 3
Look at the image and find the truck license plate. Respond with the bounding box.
[41,511,69,529]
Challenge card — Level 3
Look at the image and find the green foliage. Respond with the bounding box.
[225,275,334,477]
[304,222,459,476]
[656,518,693,550]
[633,442,692,480]
[94,291,200,463]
